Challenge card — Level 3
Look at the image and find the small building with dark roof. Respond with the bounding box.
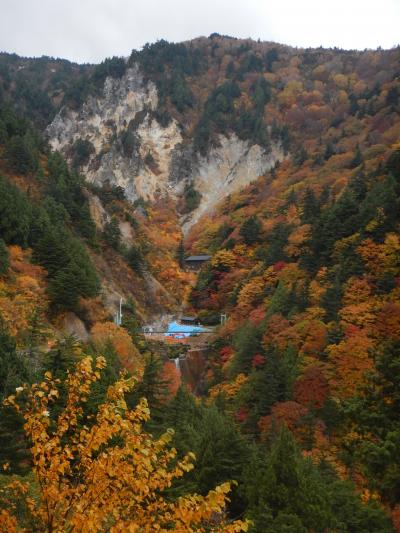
[185,255,212,271]
[180,315,199,325]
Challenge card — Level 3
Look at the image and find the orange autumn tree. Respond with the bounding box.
[91,321,143,375]
[0,357,248,533]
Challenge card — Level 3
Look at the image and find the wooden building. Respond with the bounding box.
[180,315,199,326]
[185,255,211,271]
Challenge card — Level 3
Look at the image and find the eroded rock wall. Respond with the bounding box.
[47,64,284,230]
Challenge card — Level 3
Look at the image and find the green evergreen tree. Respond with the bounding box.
[386,86,399,107]
[360,174,399,240]
[84,340,122,419]
[43,336,82,382]
[301,188,320,224]
[0,319,30,475]
[293,146,308,167]
[72,138,94,168]
[321,277,343,322]
[349,171,368,202]
[229,323,263,377]
[242,428,392,532]
[45,152,96,241]
[347,341,400,506]
[239,345,298,434]
[32,225,69,277]
[266,281,291,318]
[121,298,142,344]
[103,217,121,250]
[262,223,291,266]
[0,239,9,275]
[0,174,31,247]
[4,134,38,175]
[126,244,145,275]
[48,257,99,312]
[324,142,335,160]
[0,403,30,474]
[240,215,262,245]
[176,239,185,269]
[350,144,363,168]
[22,307,48,371]
[160,391,250,516]
[183,183,201,212]
[127,353,170,426]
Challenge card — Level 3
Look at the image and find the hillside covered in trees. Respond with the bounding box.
[0,35,399,531]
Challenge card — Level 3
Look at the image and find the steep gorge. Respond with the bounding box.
[1,35,400,530]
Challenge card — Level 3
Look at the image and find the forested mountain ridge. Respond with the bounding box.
[0,35,399,531]
[180,37,400,530]
[44,37,399,231]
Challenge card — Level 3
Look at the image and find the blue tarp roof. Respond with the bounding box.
[164,321,205,338]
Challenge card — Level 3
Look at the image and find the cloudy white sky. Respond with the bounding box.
[1,0,399,63]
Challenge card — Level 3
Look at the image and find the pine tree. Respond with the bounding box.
[181,405,250,516]
[126,244,145,274]
[0,174,32,247]
[0,239,9,275]
[301,188,320,224]
[350,144,363,168]
[239,215,262,245]
[48,259,99,312]
[126,353,170,426]
[266,281,291,318]
[347,341,400,506]
[263,223,291,266]
[42,336,83,419]
[160,394,250,516]
[324,142,335,160]
[349,171,368,202]
[121,298,142,343]
[4,134,38,175]
[23,307,49,375]
[176,239,185,269]
[0,403,30,474]
[0,319,28,399]
[242,428,328,531]
[242,428,392,532]
[321,277,343,322]
[0,318,31,473]
[85,340,121,418]
[229,323,263,377]
[103,217,121,250]
[43,336,82,382]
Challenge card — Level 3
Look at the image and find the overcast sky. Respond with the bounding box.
[1,0,399,63]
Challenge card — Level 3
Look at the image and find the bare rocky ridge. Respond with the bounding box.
[47,64,284,233]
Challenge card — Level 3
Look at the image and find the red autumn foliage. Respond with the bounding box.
[252,354,266,368]
[235,407,249,423]
[273,261,287,272]
[258,401,309,436]
[374,302,400,341]
[220,346,234,363]
[162,360,181,398]
[294,367,330,409]
[391,505,400,533]
[248,306,266,326]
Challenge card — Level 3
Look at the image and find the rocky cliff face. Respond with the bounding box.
[47,64,283,232]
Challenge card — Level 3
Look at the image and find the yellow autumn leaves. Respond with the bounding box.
[0,357,249,532]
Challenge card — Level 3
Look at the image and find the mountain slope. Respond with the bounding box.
[0,35,400,529]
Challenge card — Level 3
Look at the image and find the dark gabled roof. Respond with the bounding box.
[185,255,212,261]
[181,316,197,322]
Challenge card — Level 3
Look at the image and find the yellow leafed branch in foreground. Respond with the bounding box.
[0,357,249,532]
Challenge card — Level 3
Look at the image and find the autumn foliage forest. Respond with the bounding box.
[0,35,399,531]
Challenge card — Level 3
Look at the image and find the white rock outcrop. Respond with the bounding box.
[47,64,284,230]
